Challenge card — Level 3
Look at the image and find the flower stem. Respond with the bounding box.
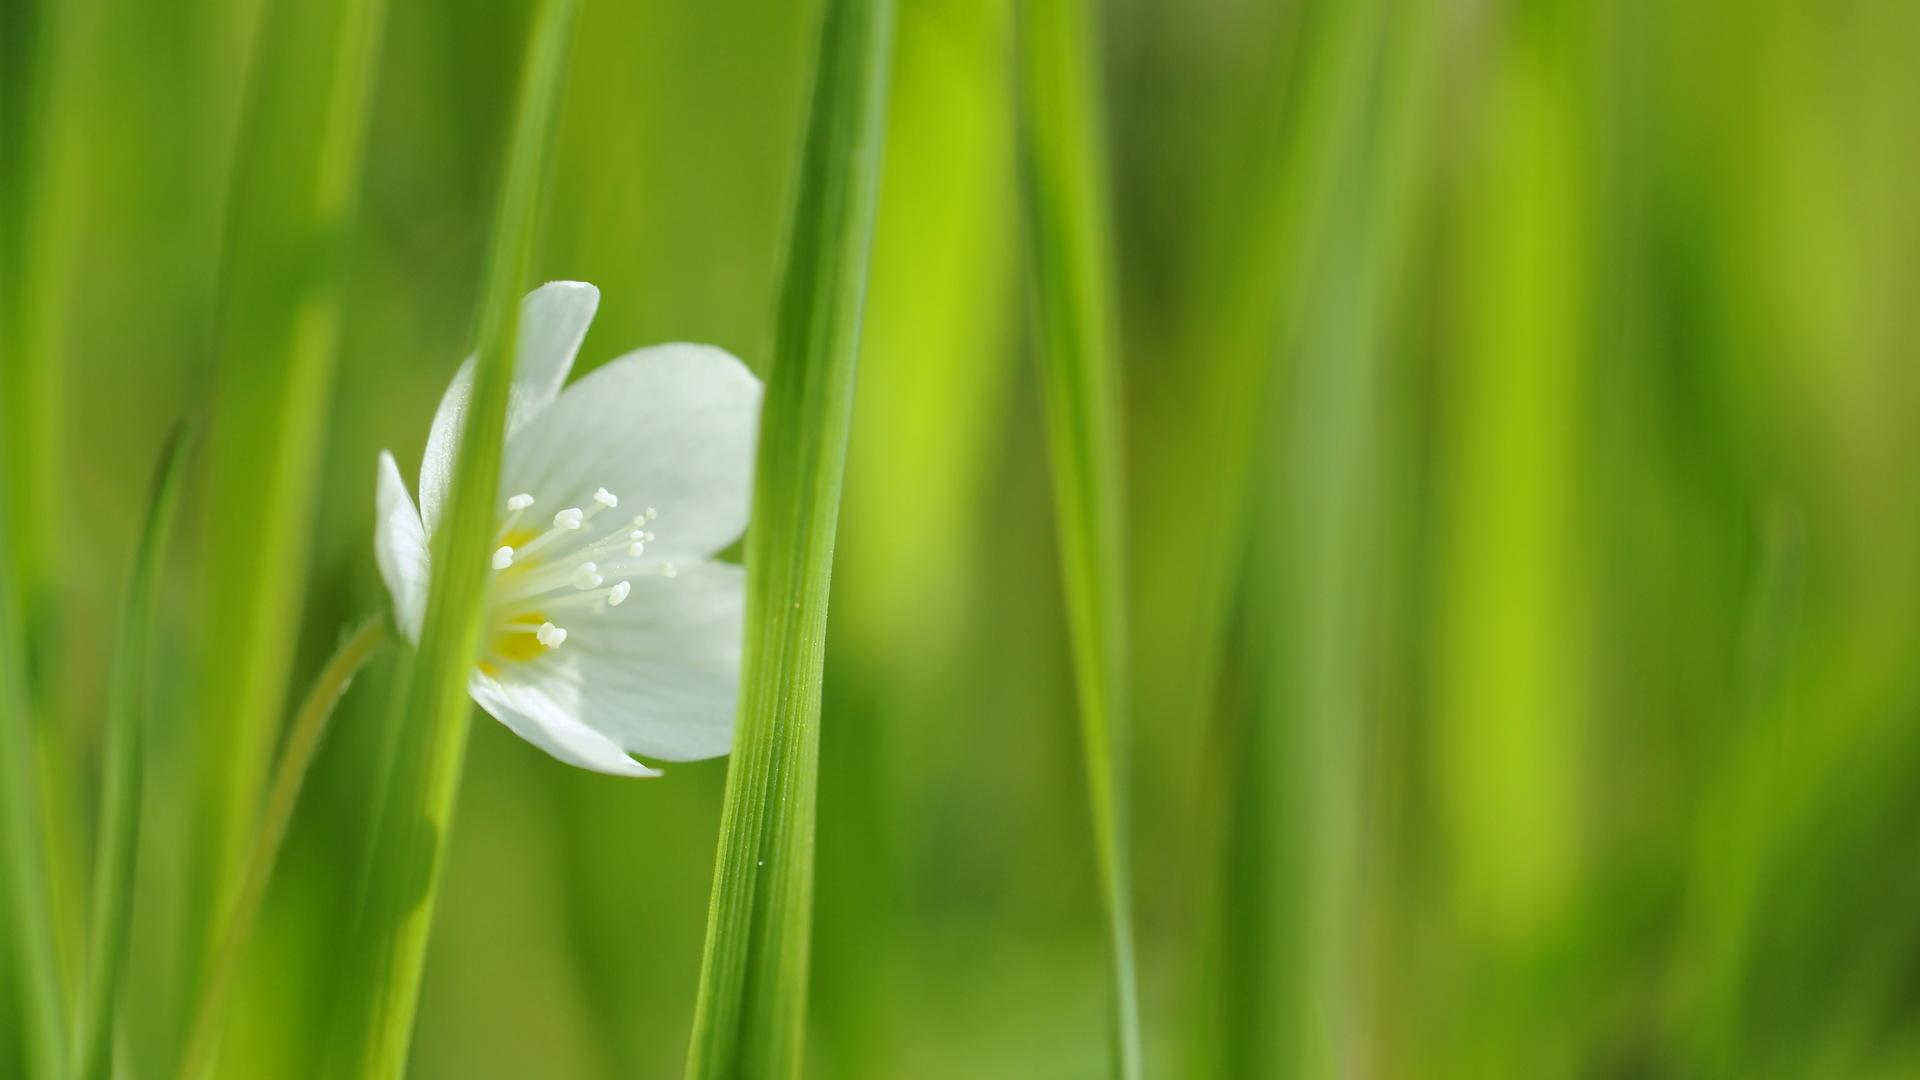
[175,616,388,1080]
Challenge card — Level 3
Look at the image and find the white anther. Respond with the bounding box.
[536,622,568,649]
[572,562,603,589]
[593,487,618,509]
[553,507,584,530]
[627,541,646,558]
[607,580,631,606]
[661,562,678,579]
[645,506,658,520]
[491,546,515,570]
[507,493,535,511]
[629,529,645,540]
[643,531,656,542]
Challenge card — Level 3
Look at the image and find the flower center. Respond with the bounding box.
[474,485,676,675]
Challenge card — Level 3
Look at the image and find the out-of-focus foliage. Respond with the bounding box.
[2,0,1918,1076]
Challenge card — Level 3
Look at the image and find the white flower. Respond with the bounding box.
[373,281,762,776]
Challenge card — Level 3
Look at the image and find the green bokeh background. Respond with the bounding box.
[5,0,1920,1075]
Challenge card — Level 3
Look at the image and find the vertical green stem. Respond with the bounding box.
[68,425,193,1080]
[1013,0,1141,1074]
[176,617,387,1080]
[323,2,579,1075]
[0,515,61,1080]
[683,0,893,1075]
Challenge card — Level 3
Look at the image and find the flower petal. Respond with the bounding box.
[468,673,662,778]
[374,450,430,643]
[500,344,761,561]
[420,281,600,533]
[482,560,743,763]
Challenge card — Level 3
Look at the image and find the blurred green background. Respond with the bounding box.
[5,0,1920,1076]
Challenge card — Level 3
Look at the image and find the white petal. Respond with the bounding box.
[468,673,661,778]
[420,281,600,533]
[500,344,761,561]
[374,451,430,643]
[482,560,743,763]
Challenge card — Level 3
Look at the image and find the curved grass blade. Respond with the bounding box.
[68,423,193,1080]
[683,0,894,1074]
[1012,0,1142,1074]
[0,482,61,1080]
[322,2,581,1074]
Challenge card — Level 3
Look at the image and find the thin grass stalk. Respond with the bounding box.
[2,0,97,642]
[68,425,192,1080]
[1011,0,1141,1074]
[321,3,579,1074]
[1198,2,1397,1074]
[683,0,893,1074]
[5,1,107,1029]
[0,503,61,1080]
[176,616,387,1080]
[1244,3,1439,1073]
[190,0,388,987]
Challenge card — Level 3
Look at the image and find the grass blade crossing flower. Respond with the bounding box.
[373,282,761,775]
[684,0,894,1074]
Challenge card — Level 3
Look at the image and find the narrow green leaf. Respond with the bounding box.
[188,0,388,1024]
[1012,1,1141,1074]
[0,7,86,1068]
[323,2,580,1075]
[683,0,894,1074]
[0,475,61,1080]
[1239,3,1440,1074]
[3,3,106,1041]
[67,424,192,1080]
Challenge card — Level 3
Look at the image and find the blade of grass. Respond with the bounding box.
[1240,3,1438,1073]
[189,0,388,1009]
[322,2,580,1074]
[177,615,387,1080]
[68,424,192,1080]
[682,0,894,1073]
[4,1,105,1031]
[1011,0,1141,1074]
[0,487,61,1080]
[1192,2,1398,1073]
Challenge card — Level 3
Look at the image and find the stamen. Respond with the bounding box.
[536,622,567,649]
[507,493,535,511]
[553,507,584,530]
[571,562,603,589]
[592,486,619,509]
[661,562,678,579]
[627,540,646,558]
[608,580,631,606]
[645,506,658,520]
[491,546,515,570]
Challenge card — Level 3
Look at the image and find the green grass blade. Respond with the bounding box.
[68,424,192,1080]
[323,2,580,1074]
[682,0,894,1073]
[1012,0,1141,1074]
[0,480,61,1080]
[189,0,388,1020]
[1239,3,1439,1073]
